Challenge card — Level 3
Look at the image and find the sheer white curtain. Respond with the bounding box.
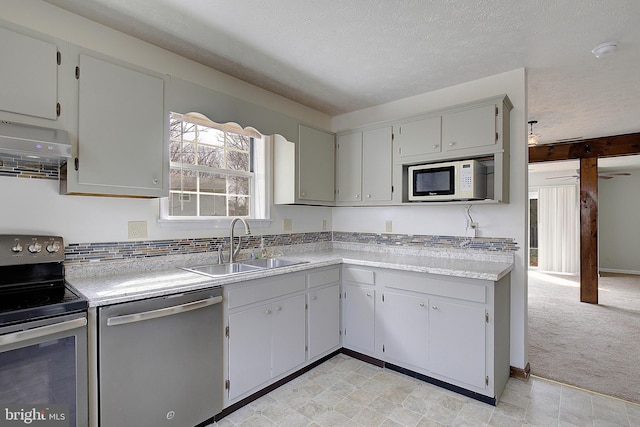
[538,185,580,273]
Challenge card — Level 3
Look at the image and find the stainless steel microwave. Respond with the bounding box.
[408,160,486,201]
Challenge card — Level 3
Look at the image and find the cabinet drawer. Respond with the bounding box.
[385,273,486,303]
[343,267,375,285]
[308,268,340,288]
[227,274,306,309]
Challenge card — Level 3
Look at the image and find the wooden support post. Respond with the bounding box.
[579,157,598,304]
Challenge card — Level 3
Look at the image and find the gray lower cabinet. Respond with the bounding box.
[224,267,341,404]
[359,266,511,401]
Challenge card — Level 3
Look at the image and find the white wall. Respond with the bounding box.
[332,69,529,370]
[599,169,640,274]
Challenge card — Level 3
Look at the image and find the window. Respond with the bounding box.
[161,112,268,222]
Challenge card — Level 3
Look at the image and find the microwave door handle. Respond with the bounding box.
[0,317,87,346]
[106,295,222,326]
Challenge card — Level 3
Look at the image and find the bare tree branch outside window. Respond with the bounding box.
[168,112,254,218]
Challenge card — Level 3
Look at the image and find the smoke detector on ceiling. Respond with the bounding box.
[592,42,618,59]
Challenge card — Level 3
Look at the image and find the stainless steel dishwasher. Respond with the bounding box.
[98,287,223,427]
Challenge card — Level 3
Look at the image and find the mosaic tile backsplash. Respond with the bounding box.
[64,232,518,264]
[0,155,61,179]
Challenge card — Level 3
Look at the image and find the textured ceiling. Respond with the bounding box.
[44,0,640,147]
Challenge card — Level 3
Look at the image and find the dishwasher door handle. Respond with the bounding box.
[106,295,223,326]
[0,317,87,346]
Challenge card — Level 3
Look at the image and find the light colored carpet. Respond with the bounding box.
[528,270,640,404]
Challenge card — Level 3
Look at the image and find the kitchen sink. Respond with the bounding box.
[241,258,307,269]
[182,263,263,277]
[181,259,307,277]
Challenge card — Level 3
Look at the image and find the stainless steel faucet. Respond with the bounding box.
[228,217,251,263]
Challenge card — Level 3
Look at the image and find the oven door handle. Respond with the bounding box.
[106,295,223,327]
[0,317,87,346]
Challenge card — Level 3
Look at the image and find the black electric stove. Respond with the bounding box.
[0,235,87,327]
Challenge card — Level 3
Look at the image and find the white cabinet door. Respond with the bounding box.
[442,104,496,152]
[272,294,306,378]
[395,116,441,160]
[362,126,393,202]
[298,124,335,202]
[308,284,341,359]
[382,291,429,370]
[429,299,486,389]
[336,132,362,202]
[0,26,58,120]
[75,54,165,197]
[228,304,272,400]
[343,284,375,354]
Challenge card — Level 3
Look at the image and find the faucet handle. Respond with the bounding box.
[217,244,224,264]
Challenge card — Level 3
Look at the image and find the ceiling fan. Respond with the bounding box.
[546,170,631,181]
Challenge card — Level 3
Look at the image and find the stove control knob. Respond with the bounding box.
[28,241,42,253]
[11,242,23,253]
[46,241,61,253]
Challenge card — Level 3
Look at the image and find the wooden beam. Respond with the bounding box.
[529,132,640,163]
[579,158,598,304]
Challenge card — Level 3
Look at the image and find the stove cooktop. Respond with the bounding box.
[0,234,88,327]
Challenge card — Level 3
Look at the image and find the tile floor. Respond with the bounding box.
[209,354,640,427]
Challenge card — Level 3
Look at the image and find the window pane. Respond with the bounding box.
[169,169,197,191]
[198,126,224,146]
[228,196,249,217]
[170,141,195,164]
[226,150,250,171]
[227,133,251,151]
[198,145,223,168]
[228,175,249,195]
[200,194,227,216]
[169,192,197,216]
[200,172,226,194]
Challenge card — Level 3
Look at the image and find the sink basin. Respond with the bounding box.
[241,258,307,269]
[181,258,307,277]
[182,262,263,277]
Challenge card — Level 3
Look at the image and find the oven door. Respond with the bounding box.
[0,312,88,427]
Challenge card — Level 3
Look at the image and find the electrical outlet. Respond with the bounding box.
[282,219,292,232]
[128,221,148,239]
[385,220,393,233]
[321,219,327,231]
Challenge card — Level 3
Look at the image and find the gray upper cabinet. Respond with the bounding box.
[442,103,498,153]
[0,25,59,121]
[395,116,441,162]
[274,125,335,205]
[298,124,335,203]
[336,126,393,205]
[61,52,167,198]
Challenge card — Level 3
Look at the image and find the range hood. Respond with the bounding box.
[0,121,71,160]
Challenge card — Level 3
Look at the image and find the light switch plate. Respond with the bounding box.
[385,220,393,233]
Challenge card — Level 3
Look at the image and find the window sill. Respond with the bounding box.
[157,218,272,230]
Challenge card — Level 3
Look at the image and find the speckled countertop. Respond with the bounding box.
[66,244,514,307]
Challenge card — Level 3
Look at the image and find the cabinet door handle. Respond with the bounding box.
[355,194,360,198]
[419,303,425,307]
[276,306,282,312]
[366,293,371,297]
[366,194,371,198]
[265,309,272,315]
[432,305,438,310]
[432,144,439,149]
[312,296,317,300]
[448,142,456,146]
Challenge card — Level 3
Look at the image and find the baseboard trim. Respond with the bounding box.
[510,362,531,381]
[599,268,640,275]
